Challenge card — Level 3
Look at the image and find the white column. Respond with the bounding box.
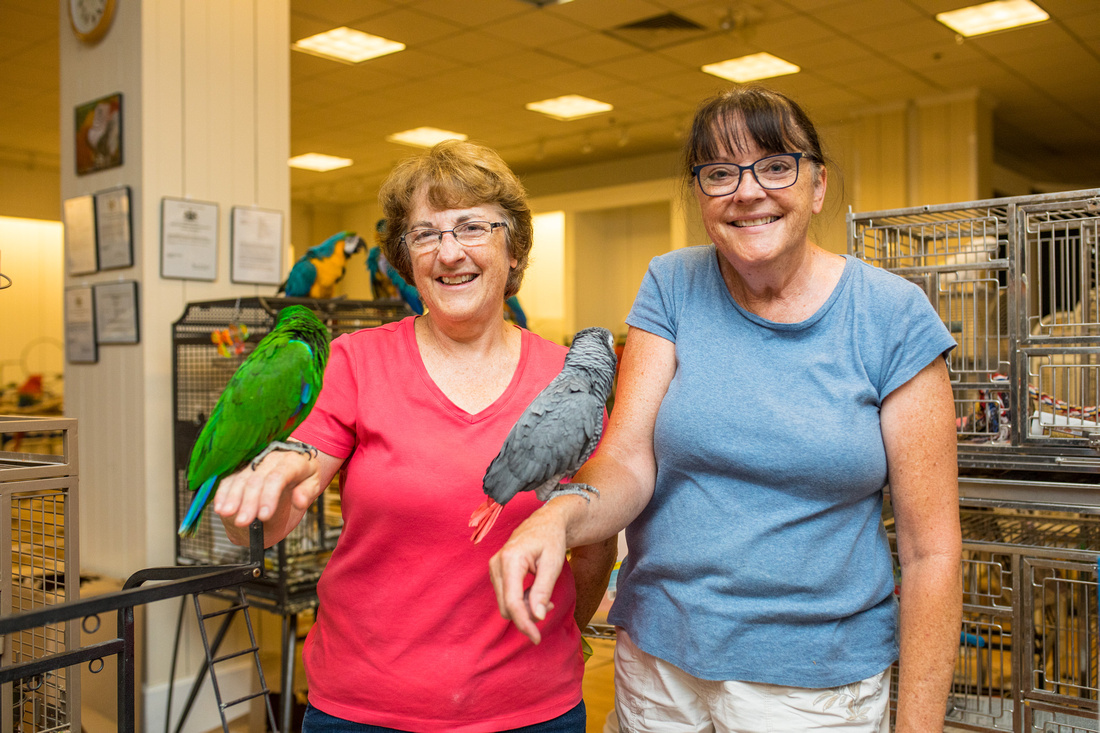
[59,1,289,728]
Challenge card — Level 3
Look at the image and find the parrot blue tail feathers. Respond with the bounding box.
[179,474,218,537]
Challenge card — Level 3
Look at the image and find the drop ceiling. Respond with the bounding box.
[2,0,1098,207]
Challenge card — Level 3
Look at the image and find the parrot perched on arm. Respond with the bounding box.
[278,231,366,299]
[469,327,617,543]
[178,305,331,537]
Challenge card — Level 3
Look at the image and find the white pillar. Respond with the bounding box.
[59,1,289,727]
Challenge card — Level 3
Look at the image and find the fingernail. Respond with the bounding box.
[535,603,546,620]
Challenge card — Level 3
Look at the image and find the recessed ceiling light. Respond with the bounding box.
[702,52,800,83]
[936,0,1048,37]
[288,153,353,172]
[526,95,614,121]
[386,127,469,148]
[292,27,405,64]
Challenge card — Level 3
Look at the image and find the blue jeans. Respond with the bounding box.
[301,700,586,733]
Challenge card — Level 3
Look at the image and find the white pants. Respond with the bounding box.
[613,629,892,733]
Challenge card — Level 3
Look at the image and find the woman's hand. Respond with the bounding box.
[489,498,579,644]
[213,444,342,547]
[490,327,674,643]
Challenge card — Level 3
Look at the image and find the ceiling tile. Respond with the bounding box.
[595,52,687,82]
[543,0,669,31]
[651,34,755,68]
[486,10,589,48]
[290,0,394,27]
[544,32,639,66]
[405,0,527,28]
[856,18,956,54]
[416,29,528,67]
[492,50,583,81]
[348,8,460,45]
[845,73,942,103]
[786,36,878,70]
[536,68,624,96]
[808,0,925,33]
[964,23,1073,56]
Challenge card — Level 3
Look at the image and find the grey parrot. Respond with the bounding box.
[469,327,618,543]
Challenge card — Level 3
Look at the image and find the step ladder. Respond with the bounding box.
[190,586,279,733]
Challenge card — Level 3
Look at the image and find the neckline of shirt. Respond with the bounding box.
[711,249,856,331]
[404,316,530,423]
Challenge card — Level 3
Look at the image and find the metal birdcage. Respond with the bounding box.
[172,296,410,601]
[171,296,411,733]
[850,189,1100,477]
[0,416,79,733]
[852,190,1100,733]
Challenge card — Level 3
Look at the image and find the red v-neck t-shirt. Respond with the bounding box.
[294,316,583,732]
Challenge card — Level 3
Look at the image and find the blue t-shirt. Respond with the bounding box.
[608,245,956,688]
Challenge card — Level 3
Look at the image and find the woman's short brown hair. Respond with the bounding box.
[683,85,828,189]
[378,140,533,300]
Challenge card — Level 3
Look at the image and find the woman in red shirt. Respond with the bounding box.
[213,140,616,733]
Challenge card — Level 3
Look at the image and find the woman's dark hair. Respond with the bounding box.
[378,140,533,299]
[683,85,828,184]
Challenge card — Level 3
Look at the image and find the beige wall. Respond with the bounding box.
[0,161,60,221]
[573,202,671,339]
[0,217,64,387]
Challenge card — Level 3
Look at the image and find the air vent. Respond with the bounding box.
[605,12,711,51]
[617,12,705,32]
[515,0,574,7]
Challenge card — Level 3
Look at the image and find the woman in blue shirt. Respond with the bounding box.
[490,86,961,732]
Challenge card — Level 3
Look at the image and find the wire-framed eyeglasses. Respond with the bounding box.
[692,153,804,197]
[401,221,507,253]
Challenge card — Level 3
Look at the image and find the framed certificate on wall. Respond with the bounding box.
[230,206,283,286]
[65,285,98,364]
[95,185,133,270]
[161,197,218,280]
[94,280,140,344]
[63,194,98,276]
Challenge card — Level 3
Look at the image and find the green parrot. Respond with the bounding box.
[179,305,330,537]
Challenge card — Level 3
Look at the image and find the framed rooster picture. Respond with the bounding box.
[75,92,122,175]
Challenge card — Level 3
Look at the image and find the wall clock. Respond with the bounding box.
[69,0,117,45]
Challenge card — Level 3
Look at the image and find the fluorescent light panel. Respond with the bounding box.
[936,0,1048,36]
[292,27,405,64]
[526,95,613,121]
[386,127,469,148]
[702,52,800,83]
[289,153,353,172]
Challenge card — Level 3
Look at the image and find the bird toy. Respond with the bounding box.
[211,323,250,358]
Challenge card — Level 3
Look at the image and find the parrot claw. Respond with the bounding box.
[251,440,318,469]
[544,482,600,503]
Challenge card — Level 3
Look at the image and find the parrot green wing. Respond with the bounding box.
[187,335,323,492]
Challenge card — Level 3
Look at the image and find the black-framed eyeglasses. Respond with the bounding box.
[401,221,507,253]
[692,153,804,197]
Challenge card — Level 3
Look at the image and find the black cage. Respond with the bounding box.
[171,296,411,609]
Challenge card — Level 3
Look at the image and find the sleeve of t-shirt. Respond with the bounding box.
[626,254,678,342]
[876,276,958,401]
[292,334,359,459]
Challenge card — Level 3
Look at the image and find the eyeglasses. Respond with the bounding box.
[401,221,507,253]
[692,153,804,197]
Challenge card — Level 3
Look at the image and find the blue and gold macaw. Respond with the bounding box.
[368,244,424,314]
[278,231,366,298]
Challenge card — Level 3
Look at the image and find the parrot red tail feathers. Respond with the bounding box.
[469,497,503,544]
